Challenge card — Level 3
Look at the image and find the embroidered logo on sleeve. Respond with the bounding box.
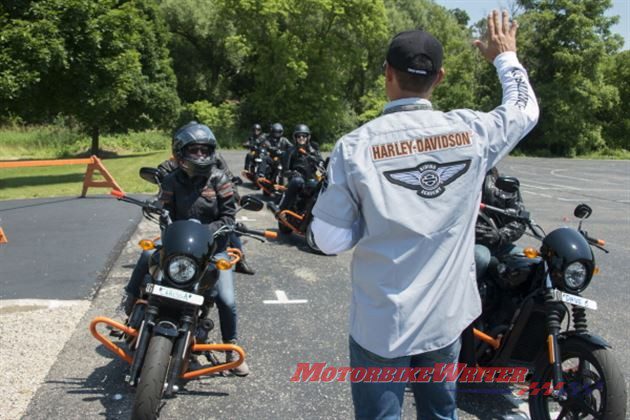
[384,160,471,198]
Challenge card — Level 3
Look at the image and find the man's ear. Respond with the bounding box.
[434,67,445,88]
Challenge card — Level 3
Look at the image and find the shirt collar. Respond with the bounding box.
[383,97,432,113]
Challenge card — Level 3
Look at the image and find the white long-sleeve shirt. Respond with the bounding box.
[312,51,539,358]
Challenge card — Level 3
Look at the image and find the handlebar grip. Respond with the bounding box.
[264,231,278,239]
[110,189,125,199]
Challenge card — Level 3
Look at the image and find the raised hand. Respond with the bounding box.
[474,10,518,62]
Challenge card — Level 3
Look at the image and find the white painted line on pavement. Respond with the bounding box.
[263,290,308,304]
[237,216,257,222]
[550,169,592,183]
[557,197,590,202]
[0,299,85,313]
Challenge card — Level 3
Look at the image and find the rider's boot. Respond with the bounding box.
[225,339,250,377]
[234,254,255,275]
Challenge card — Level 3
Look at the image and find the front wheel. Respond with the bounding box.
[528,337,627,420]
[132,335,174,420]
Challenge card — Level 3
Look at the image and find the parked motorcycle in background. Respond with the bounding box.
[89,168,276,420]
[460,176,626,419]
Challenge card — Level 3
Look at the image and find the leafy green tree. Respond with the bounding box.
[222,0,389,143]
[601,50,630,150]
[1,0,180,155]
[516,0,623,156]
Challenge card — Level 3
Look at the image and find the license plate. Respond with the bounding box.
[146,284,204,306]
[553,290,597,310]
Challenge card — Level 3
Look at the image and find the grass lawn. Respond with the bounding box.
[0,151,171,200]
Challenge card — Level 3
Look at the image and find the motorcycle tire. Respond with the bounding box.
[132,335,174,420]
[528,337,626,420]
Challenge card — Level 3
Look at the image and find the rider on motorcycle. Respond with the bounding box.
[474,167,527,279]
[123,121,250,376]
[243,123,265,172]
[156,146,255,276]
[277,124,323,212]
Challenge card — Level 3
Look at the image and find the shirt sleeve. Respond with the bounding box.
[474,51,540,169]
[311,217,354,255]
[311,141,360,229]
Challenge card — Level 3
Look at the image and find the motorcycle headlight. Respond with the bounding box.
[167,256,197,284]
[564,262,588,291]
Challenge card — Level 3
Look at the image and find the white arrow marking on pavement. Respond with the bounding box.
[263,290,308,304]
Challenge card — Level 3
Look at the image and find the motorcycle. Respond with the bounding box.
[267,152,328,254]
[241,141,263,188]
[254,144,286,197]
[460,176,626,419]
[89,167,276,419]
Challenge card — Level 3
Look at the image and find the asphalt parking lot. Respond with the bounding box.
[1,153,628,419]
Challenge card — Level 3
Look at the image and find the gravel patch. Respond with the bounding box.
[0,300,91,420]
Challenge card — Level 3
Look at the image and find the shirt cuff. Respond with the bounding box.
[493,51,520,72]
[311,217,354,255]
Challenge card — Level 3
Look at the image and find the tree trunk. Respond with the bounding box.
[90,126,100,156]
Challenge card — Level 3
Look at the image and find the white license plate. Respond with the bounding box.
[146,284,204,306]
[554,290,597,310]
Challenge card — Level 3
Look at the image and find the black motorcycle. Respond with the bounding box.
[267,153,328,253]
[254,144,286,196]
[461,176,626,419]
[89,168,275,420]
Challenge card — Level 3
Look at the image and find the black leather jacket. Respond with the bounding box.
[285,144,323,180]
[475,170,526,249]
[158,162,237,235]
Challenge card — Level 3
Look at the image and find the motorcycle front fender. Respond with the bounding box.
[559,331,610,349]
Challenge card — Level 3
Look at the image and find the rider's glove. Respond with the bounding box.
[476,223,500,245]
[207,221,224,236]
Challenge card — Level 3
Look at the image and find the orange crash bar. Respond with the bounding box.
[89,317,138,364]
[181,343,245,379]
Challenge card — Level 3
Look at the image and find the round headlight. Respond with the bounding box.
[564,262,587,291]
[167,256,197,284]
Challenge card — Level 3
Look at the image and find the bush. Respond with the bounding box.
[180,100,240,148]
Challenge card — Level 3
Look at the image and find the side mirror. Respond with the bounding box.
[495,176,519,193]
[139,167,161,185]
[239,195,264,212]
[574,203,592,219]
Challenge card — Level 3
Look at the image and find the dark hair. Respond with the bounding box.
[390,55,438,94]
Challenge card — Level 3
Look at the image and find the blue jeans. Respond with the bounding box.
[349,335,461,420]
[474,243,520,279]
[209,252,238,342]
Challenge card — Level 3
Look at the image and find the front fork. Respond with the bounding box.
[126,305,158,386]
[543,268,567,400]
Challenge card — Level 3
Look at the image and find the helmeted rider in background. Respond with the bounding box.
[474,167,527,279]
[243,123,264,172]
[278,124,323,212]
[123,121,250,376]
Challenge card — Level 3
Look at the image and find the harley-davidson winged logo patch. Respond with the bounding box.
[384,160,471,198]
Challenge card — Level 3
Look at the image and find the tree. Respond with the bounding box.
[1,0,180,155]
[516,0,623,156]
[601,50,630,150]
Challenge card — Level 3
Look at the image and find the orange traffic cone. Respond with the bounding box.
[0,227,7,244]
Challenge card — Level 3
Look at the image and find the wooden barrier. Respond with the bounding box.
[0,155,124,197]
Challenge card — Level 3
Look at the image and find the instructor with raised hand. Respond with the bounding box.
[311,10,539,419]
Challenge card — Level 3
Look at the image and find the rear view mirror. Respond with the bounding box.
[495,176,519,193]
[139,167,161,185]
[574,203,592,219]
[239,195,264,212]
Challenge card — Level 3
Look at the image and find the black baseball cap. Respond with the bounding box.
[386,30,443,76]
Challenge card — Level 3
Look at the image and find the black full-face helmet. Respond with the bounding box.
[172,121,217,178]
[270,123,284,139]
[293,124,311,146]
